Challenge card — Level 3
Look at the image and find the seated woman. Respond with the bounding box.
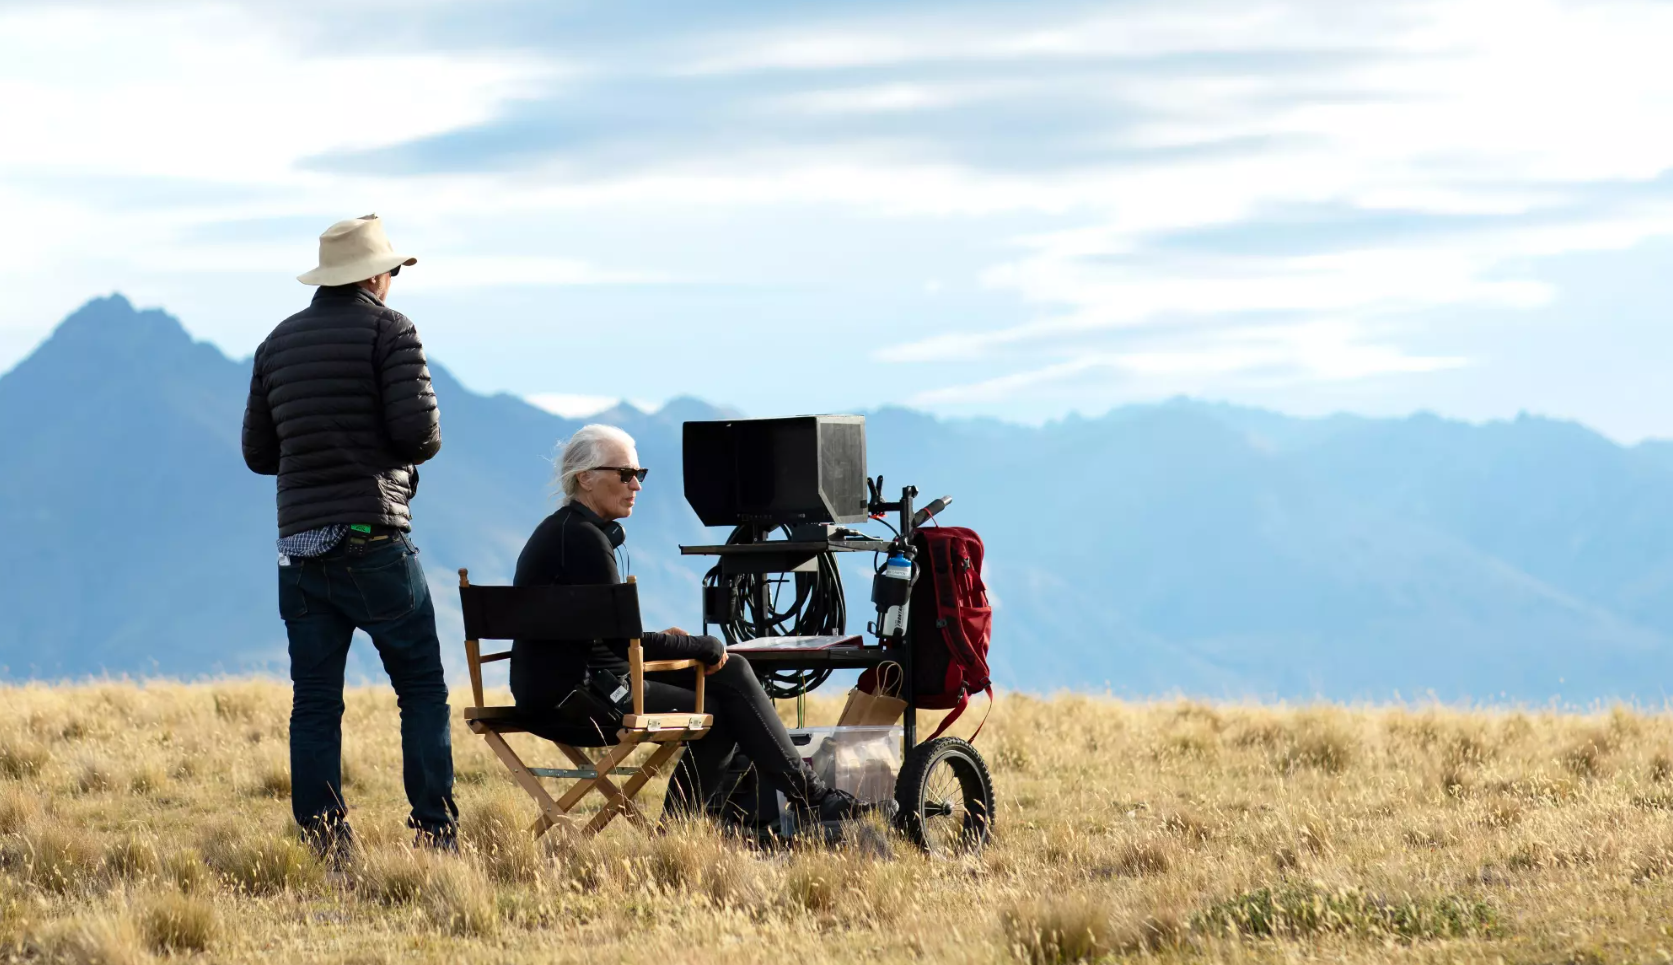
[510,423,882,823]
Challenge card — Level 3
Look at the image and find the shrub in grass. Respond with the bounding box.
[698,848,766,910]
[0,878,34,949]
[139,892,216,954]
[1297,820,1332,855]
[127,765,166,796]
[14,826,102,894]
[1001,896,1112,964]
[1162,811,1212,843]
[640,824,726,891]
[103,834,162,882]
[211,690,258,722]
[72,757,116,795]
[1281,726,1356,774]
[354,848,431,906]
[243,762,290,799]
[41,913,150,965]
[164,849,210,895]
[784,857,844,915]
[1110,840,1171,877]
[1560,729,1617,779]
[1193,883,1496,940]
[460,796,539,884]
[424,861,497,937]
[0,739,49,780]
[0,787,39,835]
[203,832,321,895]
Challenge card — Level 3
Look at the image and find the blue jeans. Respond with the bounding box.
[278,533,457,838]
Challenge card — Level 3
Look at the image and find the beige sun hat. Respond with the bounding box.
[297,213,417,286]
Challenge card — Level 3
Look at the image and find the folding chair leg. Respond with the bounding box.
[554,745,639,829]
[595,743,693,832]
[481,729,574,839]
[554,741,638,815]
[621,743,685,804]
[611,743,689,830]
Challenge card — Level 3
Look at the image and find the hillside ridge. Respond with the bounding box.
[4,294,1673,701]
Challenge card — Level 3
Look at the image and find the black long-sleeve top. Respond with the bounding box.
[509,502,725,712]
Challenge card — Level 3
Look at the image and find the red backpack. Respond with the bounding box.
[865,526,993,740]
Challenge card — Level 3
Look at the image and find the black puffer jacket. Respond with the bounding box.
[242,286,441,537]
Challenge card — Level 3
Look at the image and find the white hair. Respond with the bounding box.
[555,424,638,505]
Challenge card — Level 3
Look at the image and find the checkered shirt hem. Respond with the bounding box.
[276,524,350,559]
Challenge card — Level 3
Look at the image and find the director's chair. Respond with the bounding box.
[457,570,712,838]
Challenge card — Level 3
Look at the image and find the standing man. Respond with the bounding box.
[242,214,456,859]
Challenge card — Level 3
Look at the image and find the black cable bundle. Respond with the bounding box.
[702,525,846,698]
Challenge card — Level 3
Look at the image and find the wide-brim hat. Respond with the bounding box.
[297,213,417,286]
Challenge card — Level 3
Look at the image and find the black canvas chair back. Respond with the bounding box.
[459,581,642,643]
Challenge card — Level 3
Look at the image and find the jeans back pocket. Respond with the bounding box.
[278,564,309,621]
[348,549,418,623]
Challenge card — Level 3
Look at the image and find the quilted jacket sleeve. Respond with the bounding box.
[240,346,280,475]
[374,310,442,465]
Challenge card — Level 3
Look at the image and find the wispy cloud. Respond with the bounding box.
[3,0,1672,436]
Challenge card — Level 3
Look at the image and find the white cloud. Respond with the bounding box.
[0,7,552,180]
[5,0,1673,429]
[911,319,1468,407]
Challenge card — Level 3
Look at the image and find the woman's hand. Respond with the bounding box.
[661,626,689,636]
[705,651,729,676]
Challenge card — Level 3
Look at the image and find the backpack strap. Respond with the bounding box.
[926,684,994,742]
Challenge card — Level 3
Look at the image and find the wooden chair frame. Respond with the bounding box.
[458,569,713,838]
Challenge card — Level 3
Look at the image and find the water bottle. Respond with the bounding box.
[873,552,913,640]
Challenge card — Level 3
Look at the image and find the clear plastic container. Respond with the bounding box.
[787,725,904,804]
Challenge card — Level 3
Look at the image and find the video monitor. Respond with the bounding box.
[683,415,868,527]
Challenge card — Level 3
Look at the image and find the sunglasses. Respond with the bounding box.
[389,264,401,277]
[591,466,649,483]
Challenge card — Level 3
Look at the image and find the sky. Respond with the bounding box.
[1,0,1671,438]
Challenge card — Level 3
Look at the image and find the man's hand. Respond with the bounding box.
[661,626,689,636]
[705,651,729,676]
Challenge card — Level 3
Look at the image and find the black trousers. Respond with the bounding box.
[642,655,822,816]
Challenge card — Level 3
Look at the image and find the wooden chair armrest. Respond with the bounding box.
[463,706,521,720]
[630,653,708,716]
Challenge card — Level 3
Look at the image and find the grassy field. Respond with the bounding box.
[1,683,1673,963]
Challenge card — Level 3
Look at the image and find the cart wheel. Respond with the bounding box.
[894,737,994,855]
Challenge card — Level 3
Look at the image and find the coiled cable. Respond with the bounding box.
[702,525,845,698]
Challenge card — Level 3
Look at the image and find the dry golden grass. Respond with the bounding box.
[0,683,1672,962]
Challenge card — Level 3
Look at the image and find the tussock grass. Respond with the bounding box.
[421,859,497,936]
[101,834,161,883]
[0,738,49,780]
[200,825,321,895]
[137,892,215,954]
[0,682,1670,961]
[39,912,151,965]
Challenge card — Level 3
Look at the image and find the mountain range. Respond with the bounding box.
[4,294,1673,703]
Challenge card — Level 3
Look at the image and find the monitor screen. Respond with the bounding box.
[683,415,868,527]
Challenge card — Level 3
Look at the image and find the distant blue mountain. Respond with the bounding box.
[4,294,1673,703]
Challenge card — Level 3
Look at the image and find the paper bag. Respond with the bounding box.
[837,661,907,726]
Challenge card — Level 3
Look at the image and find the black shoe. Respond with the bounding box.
[814,788,899,823]
[300,821,356,871]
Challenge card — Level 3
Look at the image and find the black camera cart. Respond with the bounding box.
[680,483,994,856]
